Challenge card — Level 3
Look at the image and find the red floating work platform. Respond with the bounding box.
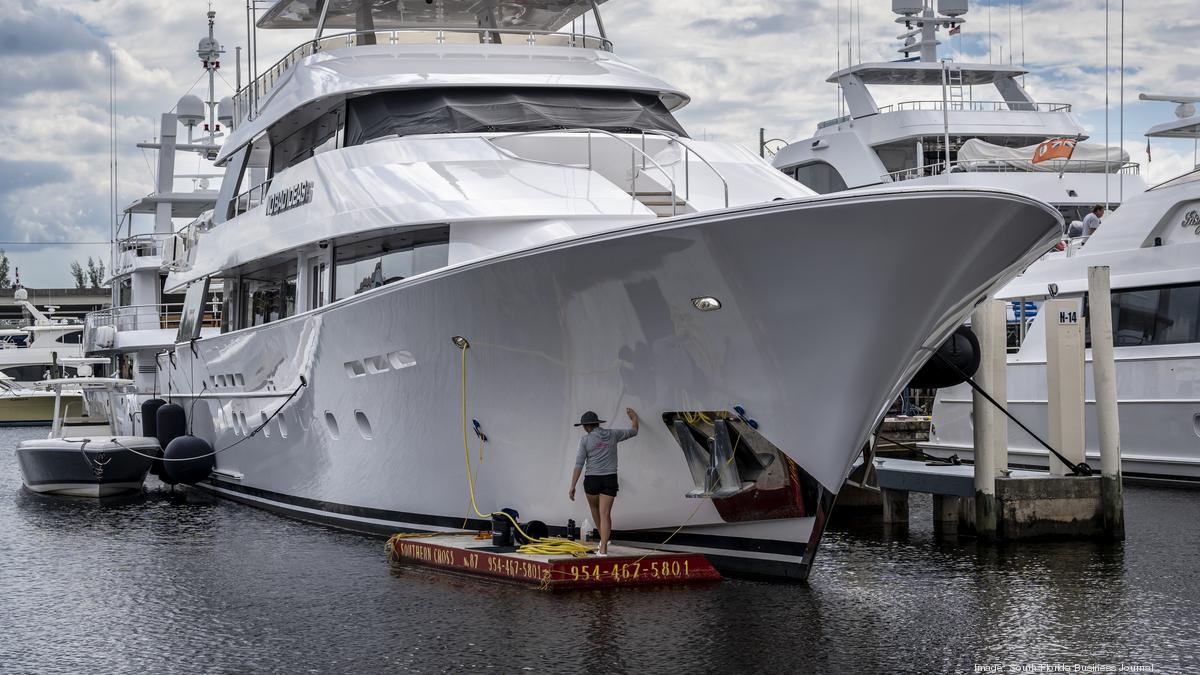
[386,534,722,590]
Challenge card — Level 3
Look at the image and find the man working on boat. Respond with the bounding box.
[1082,204,1104,236]
[568,408,639,556]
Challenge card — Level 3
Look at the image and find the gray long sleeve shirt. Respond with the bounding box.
[574,427,637,476]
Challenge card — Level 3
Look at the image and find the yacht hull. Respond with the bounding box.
[0,393,81,427]
[165,188,1060,579]
[926,353,1200,485]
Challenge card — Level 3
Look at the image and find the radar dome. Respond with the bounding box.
[197,36,221,59]
[938,0,969,17]
[217,96,234,126]
[177,95,204,127]
[893,1,924,14]
[13,287,27,302]
[1177,102,1197,119]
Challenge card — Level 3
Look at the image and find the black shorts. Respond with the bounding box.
[583,474,619,497]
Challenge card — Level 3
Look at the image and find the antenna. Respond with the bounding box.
[197,6,225,147]
[1104,0,1110,211]
[892,1,966,63]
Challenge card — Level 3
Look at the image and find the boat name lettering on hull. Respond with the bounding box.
[266,181,314,216]
[1182,209,1199,236]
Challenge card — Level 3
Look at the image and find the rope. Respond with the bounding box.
[933,352,1092,476]
[457,345,592,557]
[94,377,307,463]
[875,433,960,465]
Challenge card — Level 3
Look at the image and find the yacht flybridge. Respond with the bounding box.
[926,95,1200,484]
[773,0,1145,226]
[130,0,1066,579]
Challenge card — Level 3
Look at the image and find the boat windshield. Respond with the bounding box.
[1148,167,1200,191]
[344,88,688,146]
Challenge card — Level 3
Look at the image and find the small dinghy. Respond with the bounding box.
[15,378,157,497]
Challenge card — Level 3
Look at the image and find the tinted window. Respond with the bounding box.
[335,242,449,301]
[2,365,74,381]
[1090,282,1200,347]
[271,107,343,176]
[55,331,83,344]
[791,162,848,194]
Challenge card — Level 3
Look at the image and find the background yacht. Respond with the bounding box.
[0,290,85,385]
[78,10,227,484]
[772,0,1145,230]
[925,96,1200,484]
[117,0,1062,580]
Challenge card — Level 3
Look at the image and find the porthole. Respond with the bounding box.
[261,411,271,438]
[365,355,389,375]
[344,360,366,378]
[387,350,416,370]
[325,411,340,440]
[355,410,374,440]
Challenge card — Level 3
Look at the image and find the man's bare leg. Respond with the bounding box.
[598,494,615,554]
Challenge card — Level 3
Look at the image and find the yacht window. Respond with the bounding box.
[117,278,132,307]
[270,106,344,176]
[1086,282,1200,347]
[791,161,848,194]
[239,260,298,328]
[333,230,450,301]
[344,88,688,145]
[54,331,83,344]
[2,365,70,381]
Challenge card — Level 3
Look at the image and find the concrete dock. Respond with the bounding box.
[838,458,1112,540]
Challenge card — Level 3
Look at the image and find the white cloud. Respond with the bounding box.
[0,0,1196,287]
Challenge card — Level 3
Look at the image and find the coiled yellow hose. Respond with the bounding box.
[459,345,592,557]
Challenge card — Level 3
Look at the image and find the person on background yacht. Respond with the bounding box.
[1083,204,1105,236]
[569,408,639,556]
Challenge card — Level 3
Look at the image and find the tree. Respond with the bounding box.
[86,257,106,288]
[69,260,85,289]
[0,250,10,288]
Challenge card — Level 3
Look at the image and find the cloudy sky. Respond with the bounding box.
[1,0,1197,287]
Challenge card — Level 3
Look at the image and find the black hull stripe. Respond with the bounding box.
[24,479,142,487]
[203,479,808,558]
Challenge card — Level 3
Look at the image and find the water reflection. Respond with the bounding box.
[2,427,1198,672]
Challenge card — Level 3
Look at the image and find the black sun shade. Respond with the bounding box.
[345,87,688,144]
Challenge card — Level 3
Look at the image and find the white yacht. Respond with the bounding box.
[772,1,1145,229]
[83,10,227,437]
[124,0,1063,579]
[0,289,86,385]
[925,96,1200,484]
[0,373,76,427]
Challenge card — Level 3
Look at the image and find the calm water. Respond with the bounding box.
[1,425,1196,674]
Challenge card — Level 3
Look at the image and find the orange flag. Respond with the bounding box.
[1032,137,1078,164]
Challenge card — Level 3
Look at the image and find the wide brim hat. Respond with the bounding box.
[574,411,605,426]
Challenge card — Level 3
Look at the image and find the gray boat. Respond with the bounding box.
[15,377,158,497]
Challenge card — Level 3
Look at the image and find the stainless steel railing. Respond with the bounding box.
[875,100,1073,113]
[231,180,272,217]
[234,27,613,124]
[484,128,684,216]
[882,159,1140,182]
[84,302,223,349]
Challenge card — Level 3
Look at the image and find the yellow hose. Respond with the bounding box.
[459,345,592,557]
